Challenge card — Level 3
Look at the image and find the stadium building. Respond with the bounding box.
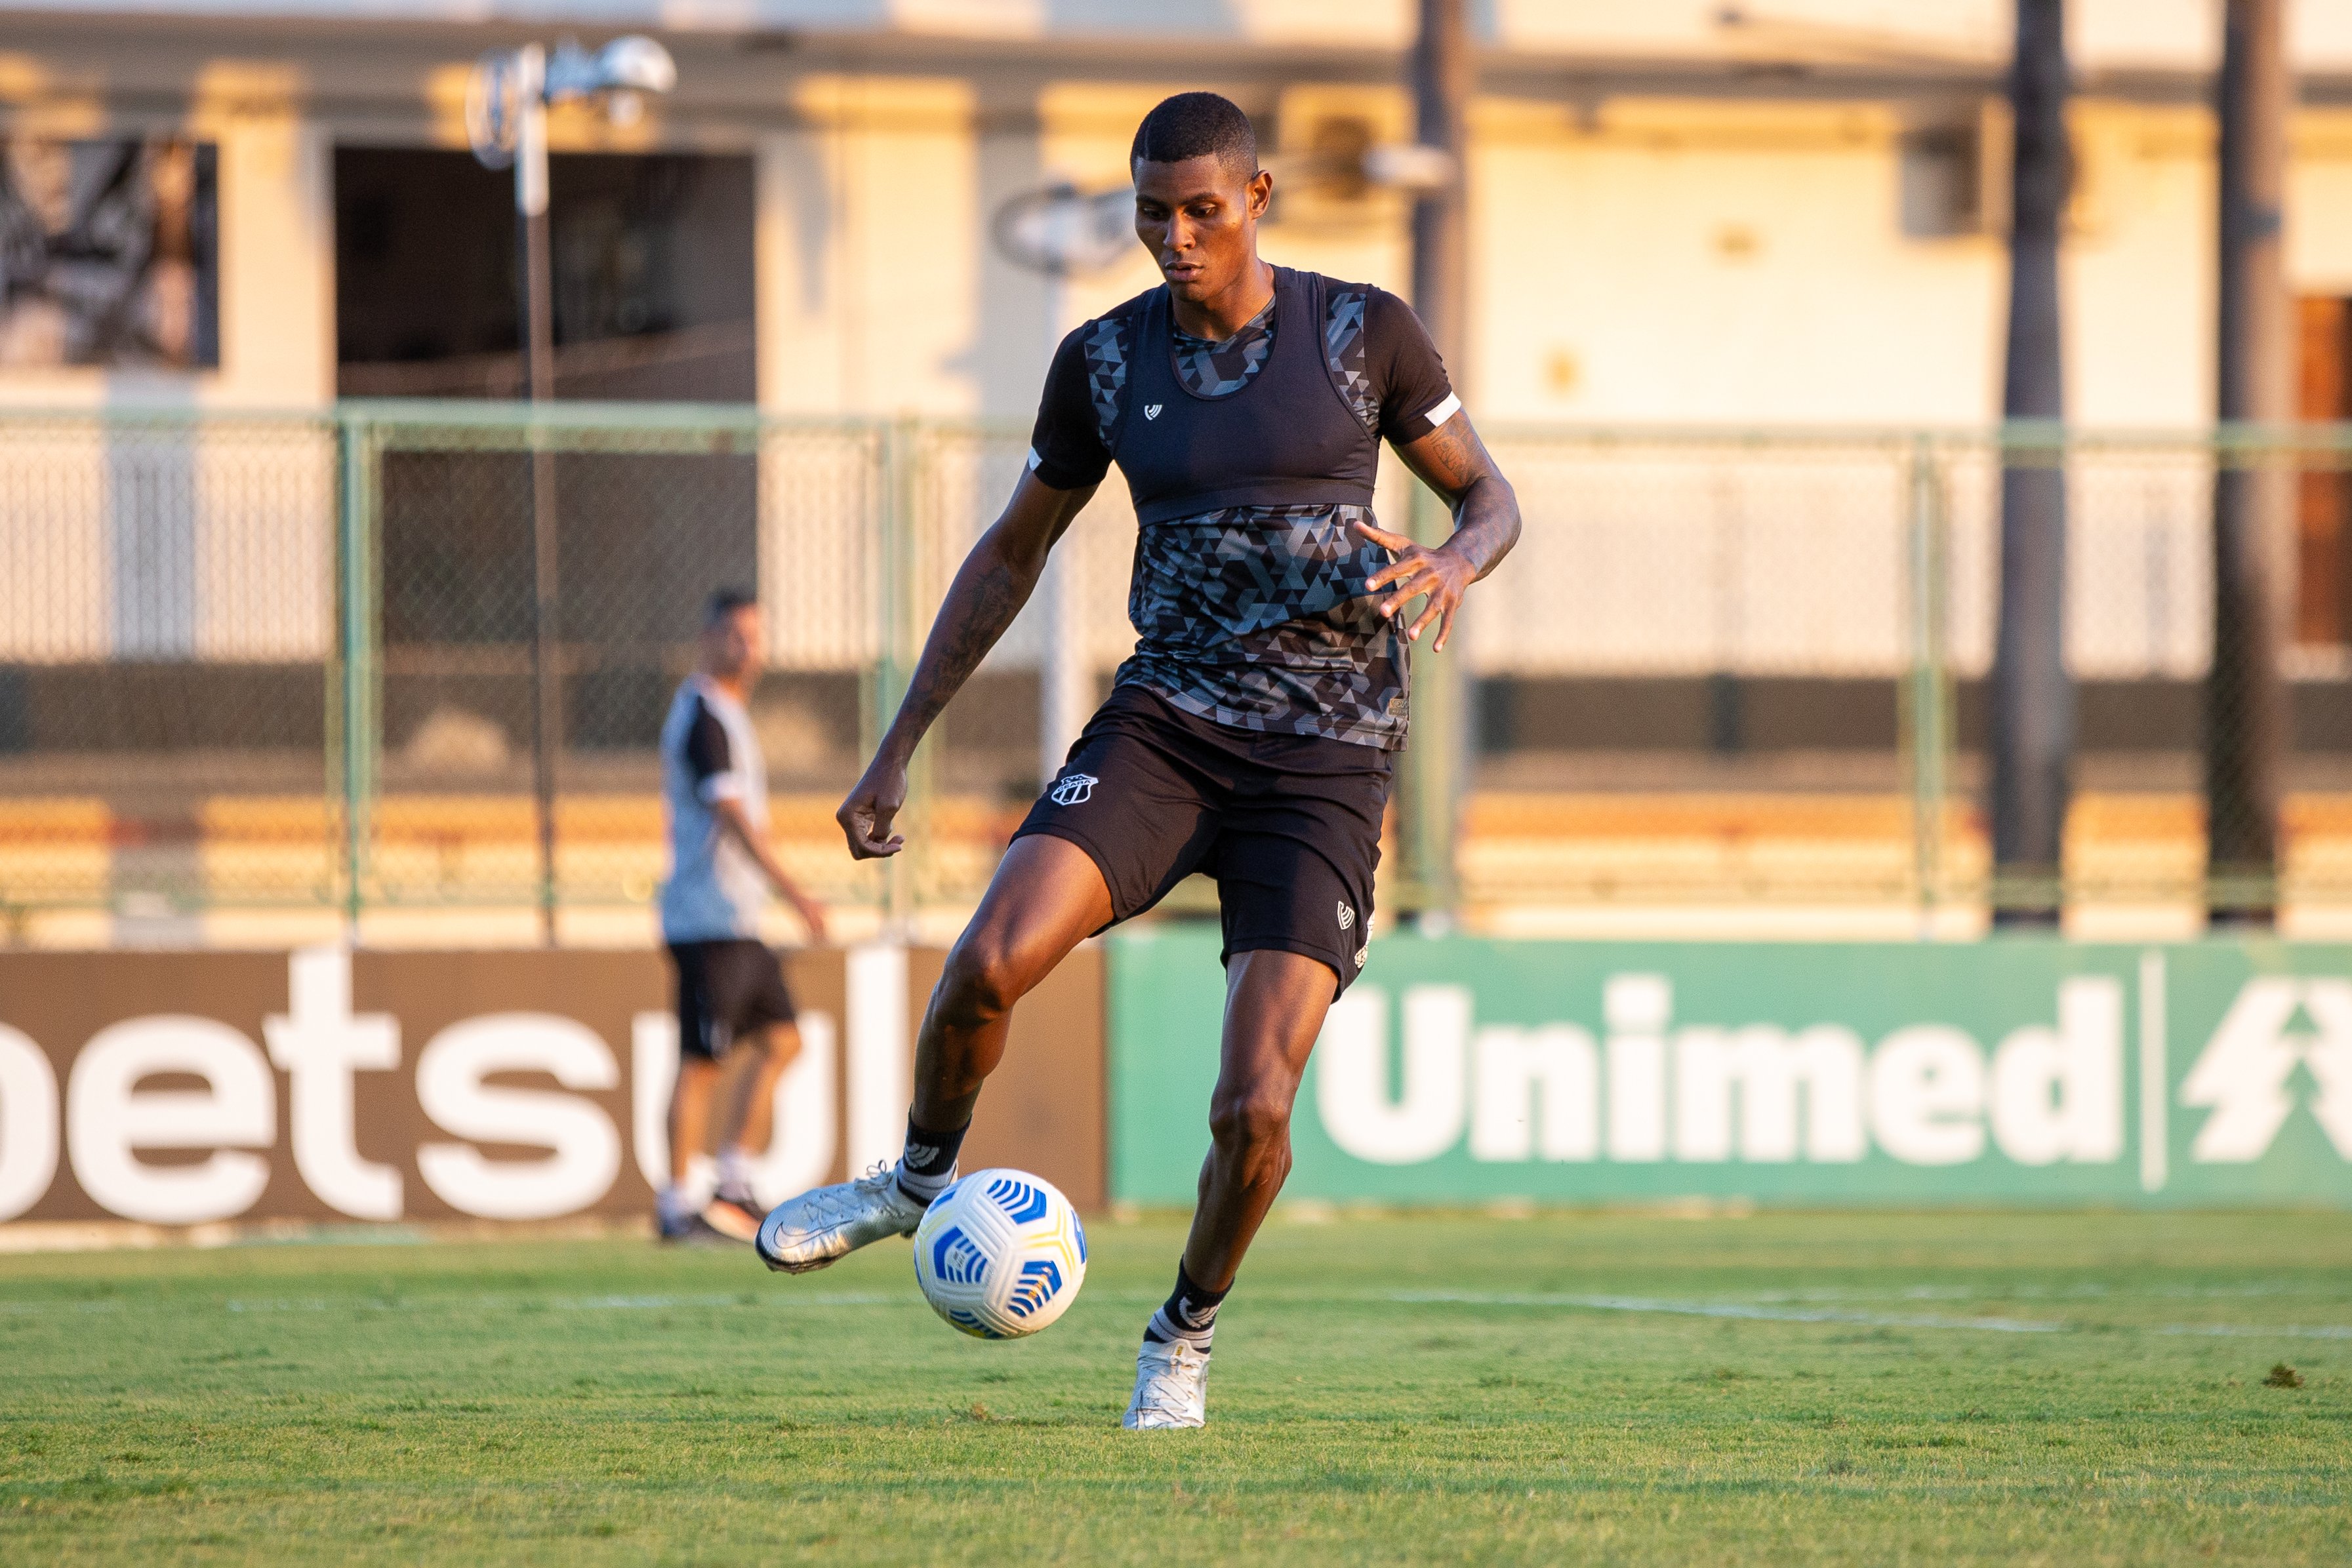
[0,3,2347,422]
[3,0,2352,948]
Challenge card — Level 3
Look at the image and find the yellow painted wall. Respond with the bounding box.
[3,26,2352,432]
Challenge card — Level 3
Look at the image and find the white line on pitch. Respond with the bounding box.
[2154,1322,2352,1340]
[1388,1289,2065,1333]
[1388,1291,2352,1338]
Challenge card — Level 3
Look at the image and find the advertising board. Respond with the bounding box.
[1108,930,2352,1207]
[0,944,1103,1230]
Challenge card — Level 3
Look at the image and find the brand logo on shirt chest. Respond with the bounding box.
[1144,404,1164,420]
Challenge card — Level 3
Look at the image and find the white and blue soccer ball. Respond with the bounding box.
[910,1168,1087,1340]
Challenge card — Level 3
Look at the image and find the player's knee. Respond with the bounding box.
[1209,1082,1297,1154]
[937,936,1025,1028]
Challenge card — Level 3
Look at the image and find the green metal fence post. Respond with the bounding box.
[335,412,382,940]
[1396,475,1464,923]
[1903,435,1952,935]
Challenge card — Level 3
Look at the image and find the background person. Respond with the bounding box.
[657,587,830,1243]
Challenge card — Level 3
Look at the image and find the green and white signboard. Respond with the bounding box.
[1107,931,2352,1207]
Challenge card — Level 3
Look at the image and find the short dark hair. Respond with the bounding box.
[704,586,758,625]
[1130,92,1257,179]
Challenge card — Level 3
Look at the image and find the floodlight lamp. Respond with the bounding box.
[465,49,522,169]
[542,39,601,102]
[543,35,674,108]
[992,182,1135,278]
[1362,143,1459,193]
[595,35,677,96]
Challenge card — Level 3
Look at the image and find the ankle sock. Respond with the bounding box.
[657,1184,696,1228]
[714,1148,756,1203]
[1143,1261,1228,1352]
[893,1115,969,1207]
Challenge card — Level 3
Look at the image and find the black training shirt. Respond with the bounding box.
[1026,277,1457,750]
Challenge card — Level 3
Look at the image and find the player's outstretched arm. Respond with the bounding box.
[1353,413,1522,653]
[710,797,829,941]
[836,472,1100,859]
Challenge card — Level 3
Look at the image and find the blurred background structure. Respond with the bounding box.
[3,1,2352,948]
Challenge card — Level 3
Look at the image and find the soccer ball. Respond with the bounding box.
[910,1168,1088,1340]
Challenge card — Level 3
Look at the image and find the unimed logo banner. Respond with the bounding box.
[0,946,1106,1229]
[1106,932,2352,1207]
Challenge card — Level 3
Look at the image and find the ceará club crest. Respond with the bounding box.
[1049,771,1099,806]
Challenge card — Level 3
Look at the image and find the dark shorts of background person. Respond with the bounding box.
[1011,685,1390,994]
[668,939,796,1062]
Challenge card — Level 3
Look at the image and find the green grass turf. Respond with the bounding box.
[1,1212,2348,1565]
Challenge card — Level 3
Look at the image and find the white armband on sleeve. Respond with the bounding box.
[1419,392,1463,429]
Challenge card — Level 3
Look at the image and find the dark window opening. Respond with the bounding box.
[333,147,754,401]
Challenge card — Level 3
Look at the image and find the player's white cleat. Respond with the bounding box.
[756,1163,925,1275]
[1122,1335,1210,1430]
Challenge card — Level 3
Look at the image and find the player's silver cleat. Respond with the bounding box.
[755,1161,925,1274]
[1122,1335,1210,1430]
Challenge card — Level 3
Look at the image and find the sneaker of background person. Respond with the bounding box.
[659,1209,738,1247]
[701,1188,762,1243]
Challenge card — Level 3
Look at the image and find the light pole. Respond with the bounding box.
[1405,0,1472,927]
[2207,0,2291,927]
[468,36,676,944]
[1989,0,2073,926]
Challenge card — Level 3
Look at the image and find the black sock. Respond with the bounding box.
[1143,1261,1229,1350]
[893,1115,969,1205]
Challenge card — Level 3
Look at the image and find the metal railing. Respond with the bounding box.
[1,403,2346,936]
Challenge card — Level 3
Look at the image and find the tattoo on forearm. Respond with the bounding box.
[893,555,1032,743]
[1414,422,1480,493]
[1398,418,1521,583]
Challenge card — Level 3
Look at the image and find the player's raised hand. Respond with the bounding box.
[837,758,908,860]
[1351,518,1477,653]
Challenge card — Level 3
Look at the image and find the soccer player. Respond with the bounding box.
[758,93,1519,1426]
[656,588,830,1244]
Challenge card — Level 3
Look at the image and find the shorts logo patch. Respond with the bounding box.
[1144,403,1164,420]
[1048,771,1099,807]
[1337,901,1356,931]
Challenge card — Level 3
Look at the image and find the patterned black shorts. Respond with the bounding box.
[1012,685,1392,993]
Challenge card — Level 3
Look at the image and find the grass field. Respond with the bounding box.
[2,1211,2348,1565]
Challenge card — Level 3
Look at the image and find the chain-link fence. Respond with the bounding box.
[1,406,2347,938]
[1945,430,2352,921]
[0,411,338,937]
[1466,432,1933,914]
[351,405,904,928]
[1470,425,2352,924]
